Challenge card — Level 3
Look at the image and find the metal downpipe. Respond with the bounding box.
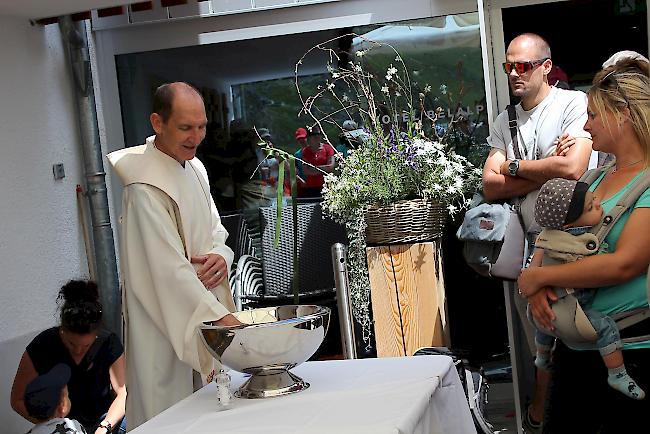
[59,16,121,336]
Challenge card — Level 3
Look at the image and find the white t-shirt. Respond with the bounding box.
[488,86,592,161]
[27,418,86,434]
[487,86,596,233]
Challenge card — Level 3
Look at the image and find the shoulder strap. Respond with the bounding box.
[591,169,650,244]
[83,329,110,367]
[578,163,612,185]
[587,169,650,338]
[506,105,522,160]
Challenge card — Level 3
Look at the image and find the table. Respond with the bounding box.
[130,356,475,434]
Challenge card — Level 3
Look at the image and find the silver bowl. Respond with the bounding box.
[198,305,330,398]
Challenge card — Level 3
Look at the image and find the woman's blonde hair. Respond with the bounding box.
[588,58,650,166]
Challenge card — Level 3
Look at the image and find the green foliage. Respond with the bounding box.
[295,34,483,342]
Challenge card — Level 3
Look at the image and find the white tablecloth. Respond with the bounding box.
[130,356,476,434]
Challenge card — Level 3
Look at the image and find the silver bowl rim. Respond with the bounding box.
[198,304,330,331]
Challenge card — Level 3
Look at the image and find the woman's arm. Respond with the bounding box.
[518,208,650,294]
[10,351,40,424]
[528,287,560,331]
[318,155,337,173]
[94,354,126,434]
[518,248,544,297]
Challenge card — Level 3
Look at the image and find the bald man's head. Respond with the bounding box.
[152,82,204,123]
[507,33,551,61]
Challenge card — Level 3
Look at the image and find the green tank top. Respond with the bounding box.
[589,170,650,349]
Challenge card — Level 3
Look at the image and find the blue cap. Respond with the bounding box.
[24,364,71,420]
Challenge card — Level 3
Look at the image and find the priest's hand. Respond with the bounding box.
[213,314,243,326]
[192,253,227,289]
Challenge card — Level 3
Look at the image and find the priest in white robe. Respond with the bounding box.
[107,82,240,429]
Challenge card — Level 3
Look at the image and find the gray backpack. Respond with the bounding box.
[547,165,650,345]
[457,105,527,281]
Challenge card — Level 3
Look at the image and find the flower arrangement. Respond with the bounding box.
[295,35,482,343]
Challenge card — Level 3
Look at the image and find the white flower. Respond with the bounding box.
[327,82,335,90]
[356,50,365,57]
[422,141,437,154]
[385,65,398,81]
[447,204,457,214]
[342,94,350,102]
[440,84,448,94]
[381,85,389,94]
[332,72,340,78]
[424,84,432,93]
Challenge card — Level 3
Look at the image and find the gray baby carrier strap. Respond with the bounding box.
[536,231,601,343]
[553,165,650,345]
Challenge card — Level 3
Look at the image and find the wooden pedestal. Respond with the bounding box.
[366,241,449,357]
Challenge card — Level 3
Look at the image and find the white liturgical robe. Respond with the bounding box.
[107,137,235,430]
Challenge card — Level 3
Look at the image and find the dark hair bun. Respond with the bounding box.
[58,280,99,304]
[58,280,103,334]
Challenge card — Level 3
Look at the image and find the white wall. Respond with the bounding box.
[0,15,89,432]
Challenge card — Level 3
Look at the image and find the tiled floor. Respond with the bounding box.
[479,355,518,433]
[486,381,518,433]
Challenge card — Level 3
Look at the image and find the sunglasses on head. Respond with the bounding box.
[596,69,630,107]
[64,304,102,322]
[502,58,549,75]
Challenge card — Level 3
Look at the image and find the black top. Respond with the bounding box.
[27,327,123,428]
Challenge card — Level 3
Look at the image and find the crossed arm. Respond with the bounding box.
[482,135,592,201]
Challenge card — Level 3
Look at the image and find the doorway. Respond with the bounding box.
[502,0,647,91]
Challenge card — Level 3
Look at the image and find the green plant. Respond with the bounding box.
[252,37,485,342]
[291,34,483,344]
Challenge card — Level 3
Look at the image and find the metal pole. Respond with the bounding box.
[59,16,121,337]
[331,243,357,359]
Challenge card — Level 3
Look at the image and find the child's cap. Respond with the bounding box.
[535,178,589,229]
[24,363,71,420]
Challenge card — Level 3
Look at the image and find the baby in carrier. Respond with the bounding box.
[526,178,645,400]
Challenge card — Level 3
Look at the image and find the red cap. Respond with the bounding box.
[295,128,308,139]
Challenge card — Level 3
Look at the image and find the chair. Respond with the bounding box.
[259,202,347,298]
[220,212,260,262]
[232,202,347,307]
[220,213,259,309]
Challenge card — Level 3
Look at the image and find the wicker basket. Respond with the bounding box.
[364,198,446,245]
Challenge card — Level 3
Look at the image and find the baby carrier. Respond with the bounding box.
[542,165,650,345]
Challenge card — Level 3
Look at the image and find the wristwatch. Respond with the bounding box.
[98,421,112,433]
[507,159,520,177]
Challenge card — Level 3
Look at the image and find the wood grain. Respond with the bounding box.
[367,246,406,357]
[367,241,448,357]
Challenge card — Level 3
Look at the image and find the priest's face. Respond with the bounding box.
[151,90,208,164]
